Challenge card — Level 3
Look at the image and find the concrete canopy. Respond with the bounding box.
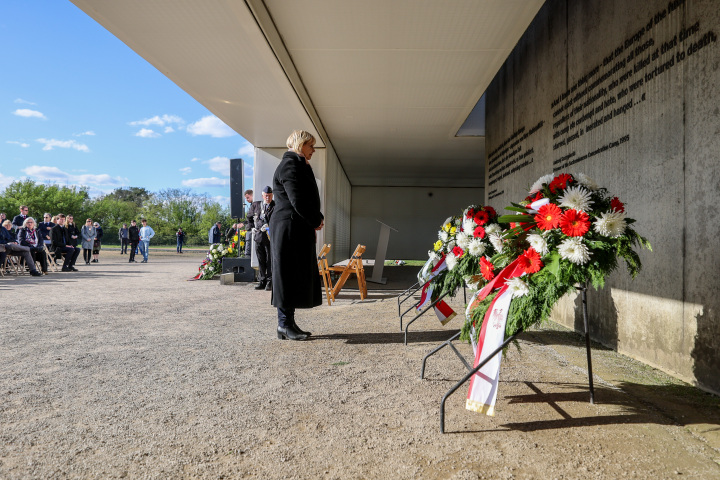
[71,0,544,187]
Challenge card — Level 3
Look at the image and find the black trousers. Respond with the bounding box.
[256,237,271,282]
[56,246,80,267]
[277,307,295,328]
[83,248,92,263]
[120,238,129,253]
[129,241,139,261]
[29,246,48,272]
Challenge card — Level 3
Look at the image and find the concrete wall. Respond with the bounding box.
[350,186,484,260]
[485,0,719,393]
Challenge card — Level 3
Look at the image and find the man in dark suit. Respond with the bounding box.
[243,189,260,257]
[51,214,81,271]
[254,186,275,291]
[209,222,222,244]
[12,205,29,231]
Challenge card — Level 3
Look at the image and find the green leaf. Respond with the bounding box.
[544,251,561,278]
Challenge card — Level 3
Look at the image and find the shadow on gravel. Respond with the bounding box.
[312,330,458,344]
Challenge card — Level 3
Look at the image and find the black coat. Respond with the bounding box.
[51,225,70,253]
[17,228,41,248]
[129,225,140,243]
[66,223,80,247]
[253,200,275,244]
[270,151,324,310]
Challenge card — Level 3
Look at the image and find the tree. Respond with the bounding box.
[0,180,89,220]
[104,187,151,207]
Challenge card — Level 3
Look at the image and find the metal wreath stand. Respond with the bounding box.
[399,283,595,433]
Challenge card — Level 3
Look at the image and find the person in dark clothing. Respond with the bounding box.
[176,228,185,253]
[92,222,103,263]
[254,186,275,291]
[119,224,129,254]
[50,214,80,271]
[209,222,222,244]
[243,190,260,257]
[17,217,48,274]
[270,130,324,341]
[1,219,41,276]
[12,205,29,232]
[128,220,140,263]
[66,215,81,248]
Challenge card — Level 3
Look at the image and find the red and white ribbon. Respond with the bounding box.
[416,254,456,324]
[465,258,525,415]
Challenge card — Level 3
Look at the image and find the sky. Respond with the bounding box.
[0,1,254,206]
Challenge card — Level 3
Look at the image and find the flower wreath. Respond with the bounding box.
[461,172,651,342]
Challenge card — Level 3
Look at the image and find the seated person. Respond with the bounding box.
[0,219,42,276]
[17,217,48,274]
[51,214,80,271]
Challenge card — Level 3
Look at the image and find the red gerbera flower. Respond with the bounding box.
[474,210,489,225]
[473,226,486,239]
[610,197,625,213]
[465,208,475,219]
[484,206,497,218]
[480,256,495,281]
[535,203,562,230]
[549,173,574,193]
[452,246,464,258]
[518,247,543,274]
[559,209,590,236]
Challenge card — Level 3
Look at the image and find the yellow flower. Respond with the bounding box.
[433,240,442,251]
[443,223,451,232]
[240,231,247,237]
[233,235,238,241]
[450,227,457,235]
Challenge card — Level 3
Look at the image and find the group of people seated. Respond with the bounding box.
[0,206,91,277]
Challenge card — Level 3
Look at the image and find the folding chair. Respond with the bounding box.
[0,246,5,277]
[44,244,60,272]
[5,253,23,275]
[317,244,334,305]
[329,244,367,300]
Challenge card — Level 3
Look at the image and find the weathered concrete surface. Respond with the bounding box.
[484,0,720,393]
[1,251,719,479]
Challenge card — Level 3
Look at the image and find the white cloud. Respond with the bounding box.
[181,177,228,188]
[36,138,89,152]
[190,157,200,162]
[164,126,175,133]
[22,165,127,186]
[179,167,192,175]
[237,141,254,160]
[74,131,96,137]
[186,115,236,138]
[135,128,160,138]
[14,98,37,105]
[0,172,17,189]
[14,109,46,119]
[212,195,231,205]
[129,114,184,127]
[204,156,230,176]
[6,140,30,148]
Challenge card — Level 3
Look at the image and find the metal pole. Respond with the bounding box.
[404,292,449,345]
[421,331,468,379]
[440,329,523,433]
[581,285,595,404]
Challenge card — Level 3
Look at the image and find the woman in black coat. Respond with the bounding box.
[17,217,48,274]
[270,130,324,341]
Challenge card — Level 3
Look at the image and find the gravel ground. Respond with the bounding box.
[1,250,719,479]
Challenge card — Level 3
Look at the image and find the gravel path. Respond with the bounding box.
[1,250,719,479]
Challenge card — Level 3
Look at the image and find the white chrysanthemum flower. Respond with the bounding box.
[593,211,627,237]
[456,232,470,249]
[445,252,458,270]
[465,277,480,291]
[558,237,591,265]
[558,185,594,213]
[463,218,475,236]
[468,238,487,257]
[574,172,599,191]
[489,233,504,253]
[439,231,448,242]
[527,233,549,255]
[506,277,530,298]
[446,241,456,253]
[485,223,502,235]
[529,173,555,194]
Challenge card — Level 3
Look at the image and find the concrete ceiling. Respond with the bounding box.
[71,0,544,187]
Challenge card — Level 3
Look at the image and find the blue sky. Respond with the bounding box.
[0,1,254,205]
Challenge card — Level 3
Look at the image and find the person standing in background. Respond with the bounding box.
[128,220,140,263]
[80,219,96,265]
[208,222,222,244]
[253,186,275,291]
[138,219,155,263]
[176,227,185,254]
[92,222,103,263]
[12,205,28,231]
[242,189,257,257]
[66,215,80,251]
[119,224,129,254]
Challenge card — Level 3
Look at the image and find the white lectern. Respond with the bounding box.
[368,219,398,284]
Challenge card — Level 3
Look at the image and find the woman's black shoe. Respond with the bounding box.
[292,321,312,336]
[277,325,308,341]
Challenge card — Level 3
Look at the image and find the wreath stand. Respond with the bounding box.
[397,286,467,345]
[418,284,595,433]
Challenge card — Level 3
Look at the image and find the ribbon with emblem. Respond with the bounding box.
[465,258,525,415]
